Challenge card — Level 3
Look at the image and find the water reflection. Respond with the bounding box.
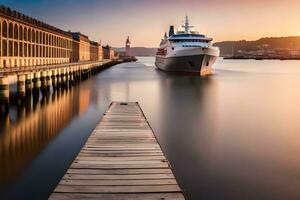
[2,58,300,199]
[0,86,90,187]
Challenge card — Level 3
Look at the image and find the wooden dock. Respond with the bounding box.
[49,102,185,200]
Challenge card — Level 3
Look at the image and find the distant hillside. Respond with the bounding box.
[114,47,157,57]
[214,36,300,56]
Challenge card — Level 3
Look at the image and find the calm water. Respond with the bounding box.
[1,57,300,199]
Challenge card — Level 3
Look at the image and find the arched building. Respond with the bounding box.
[0,6,73,67]
[0,5,105,68]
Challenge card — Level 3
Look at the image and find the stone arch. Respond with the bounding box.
[39,31,42,44]
[19,42,23,57]
[35,30,38,43]
[18,25,23,40]
[2,20,7,37]
[14,41,18,56]
[24,43,27,57]
[8,41,13,56]
[2,40,7,56]
[14,24,18,39]
[42,32,45,44]
[32,29,35,42]
[28,28,31,41]
[24,27,27,41]
[8,22,13,38]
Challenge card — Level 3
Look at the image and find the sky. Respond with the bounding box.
[2,0,300,47]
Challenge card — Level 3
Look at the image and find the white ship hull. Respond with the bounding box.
[155,46,219,75]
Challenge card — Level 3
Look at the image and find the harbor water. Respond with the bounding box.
[1,57,300,199]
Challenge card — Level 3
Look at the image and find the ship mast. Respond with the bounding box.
[182,16,194,34]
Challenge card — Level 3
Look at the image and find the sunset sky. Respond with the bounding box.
[2,0,300,47]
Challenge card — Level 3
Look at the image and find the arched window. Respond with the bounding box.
[19,26,23,40]
[35,45,38,57]
[43,32,45,44]
[28,28,31,41]
[14,42,18,56]
[24,43,27,57]
[39,31,42,44]
[46,34,49,45]
[28,44,31,57]
[14,24,18,39]
[8,23,13,38]
[32,30,35,42]
[9,41,13,56]
[35,30,38,43]
[24,27,27,41]
[32,44,35,57]
[2,21,7,37]
[2,40,7,56]
[19,42,23,57]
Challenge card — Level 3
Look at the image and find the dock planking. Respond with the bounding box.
[49,102,185,200]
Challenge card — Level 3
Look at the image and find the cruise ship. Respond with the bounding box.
[155,16,220,75]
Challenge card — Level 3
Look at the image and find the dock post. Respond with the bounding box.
[69,68,74,85]
[52,69,57,89]
[57,69,62,87]
[65,68,70,88]
[25,73,33,94]
[73,67,77,82]
[0,76,9,113]
[17,74,26,97]
[41,71,48,92]
[47,70,52,88]
[33,71,41,93]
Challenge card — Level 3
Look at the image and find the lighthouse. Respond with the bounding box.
[125,36,131,56]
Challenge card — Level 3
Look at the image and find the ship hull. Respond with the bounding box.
[155,54,218,76]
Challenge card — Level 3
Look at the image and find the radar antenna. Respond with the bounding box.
[181,16,194,34]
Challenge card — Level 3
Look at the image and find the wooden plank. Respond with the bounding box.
[49,193,185,200]
[63,174,175,180]
[59,179,177,186]
[49,102,185,199]
[66,168,173,175]
[54,185,182,193]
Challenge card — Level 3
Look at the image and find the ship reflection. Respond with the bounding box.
[0,86,90,187]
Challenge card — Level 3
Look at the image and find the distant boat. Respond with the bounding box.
[155,16,220,75]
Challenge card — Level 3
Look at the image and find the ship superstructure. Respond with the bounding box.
[155,16,219,75]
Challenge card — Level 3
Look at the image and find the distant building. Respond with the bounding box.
[90,41,99,61]
[103,45,114,60]
[70,32,90,62]
[114,51,119,59]
[125,36,131,56]
[98,41,103,61]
